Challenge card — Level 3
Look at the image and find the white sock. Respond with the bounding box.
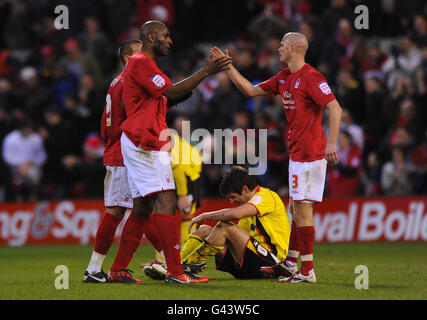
[87,251,105,274]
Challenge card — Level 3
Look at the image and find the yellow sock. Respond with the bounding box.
[184,240,223,264]
[180,234,204,262]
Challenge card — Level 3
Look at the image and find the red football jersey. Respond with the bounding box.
[100,73,126,166]
[258,64,336,162]
[120,51,172,151]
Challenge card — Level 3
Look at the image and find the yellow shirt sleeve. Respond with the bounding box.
[172,164,188,196]
[247,188,274,216]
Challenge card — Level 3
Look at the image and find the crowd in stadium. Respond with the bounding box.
[0,0,426,202]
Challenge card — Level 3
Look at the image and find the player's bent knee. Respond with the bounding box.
[193,224,213,239]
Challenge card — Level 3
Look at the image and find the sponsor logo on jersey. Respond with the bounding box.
[318,81,331,95]
[152,75,166,88]
[250,195,263,205]
[281,91,296,110]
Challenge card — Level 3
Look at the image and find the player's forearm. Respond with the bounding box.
[204,209,237,222]
[164,69,208,100]
[326,101,342,144]
[227,65,261,97]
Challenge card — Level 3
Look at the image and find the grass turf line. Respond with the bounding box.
[0,243,425,300]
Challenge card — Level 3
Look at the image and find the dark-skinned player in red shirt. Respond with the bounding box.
[108,20,232,284]
[211,32,342,283]
[83,39,142,283]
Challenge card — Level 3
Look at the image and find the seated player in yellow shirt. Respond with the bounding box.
[146,165,291,279]
[142,131,203,267]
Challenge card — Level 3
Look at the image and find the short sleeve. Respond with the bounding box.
[305,71,336,107]
[248,193,273,217]
[257,74,280,98]
[129,57,172,99]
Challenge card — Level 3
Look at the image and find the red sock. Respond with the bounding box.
[93,212,122,255]
[297,226,315,275]
[144,215,163,252]
[152,213,183,276]
[110,213,146,272]
[285,220,299,264]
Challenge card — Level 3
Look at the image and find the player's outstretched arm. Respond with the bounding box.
[166,91,193,108]
[324,99,342,166]
[163,55,231,101]
[210,47,267,98]
[188,204,257,231]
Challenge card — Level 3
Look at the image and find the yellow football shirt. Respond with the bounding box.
[170,133,202,196]
[238,186,290,262]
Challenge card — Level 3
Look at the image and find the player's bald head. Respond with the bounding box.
[282,32,309,55]
[140,20,168,43]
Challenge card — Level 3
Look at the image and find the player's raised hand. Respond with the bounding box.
[188,213,207,232]
[325,142,338,166]
[210,47,230,59]
[203,52,232,75]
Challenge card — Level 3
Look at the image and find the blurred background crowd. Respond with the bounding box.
[0,0,426,202]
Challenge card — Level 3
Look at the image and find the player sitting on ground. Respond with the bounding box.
[145,166,290,280]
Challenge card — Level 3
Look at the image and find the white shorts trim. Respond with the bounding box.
[121,133,175,198]
[288,159,327,203]
[104,166,133,208]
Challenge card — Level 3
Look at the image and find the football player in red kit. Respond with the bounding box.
[108,20,232,284]
[211,32,342,283]
[83,39,142,283]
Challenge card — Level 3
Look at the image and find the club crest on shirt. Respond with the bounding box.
[294,77,301,88]
[318,81,331,95]
[152,74,166,88]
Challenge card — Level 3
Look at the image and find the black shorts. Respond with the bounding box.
[215,237,278,279]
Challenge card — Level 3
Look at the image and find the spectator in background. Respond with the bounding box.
[340,108,363,152]
[298,18,322,67]
[247,2,288,49]
[327,130,361,197]
[396,34,423,76]
[319,0,354,39]
[39,107,74,199]
[335,68,364,124]
[360,40,389,82]
[390,126,416,155]
[11,66,51,124]
[58,38,103,89]
[2,120,46,201]
[270,0,312,29]
[206,72,242,130]
[256,37,282,78]
[321,18,355,84]
[413,15,427,47]
[61,133,105,198]
[364,76,387,153]
[381,146,417,196]
[78,16,113,77]
[135,0,175,26]
[410,129,427,194]
[361,151,382,197]
[38,45,57,86]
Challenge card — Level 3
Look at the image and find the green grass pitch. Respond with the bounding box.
[0,242,425,300]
